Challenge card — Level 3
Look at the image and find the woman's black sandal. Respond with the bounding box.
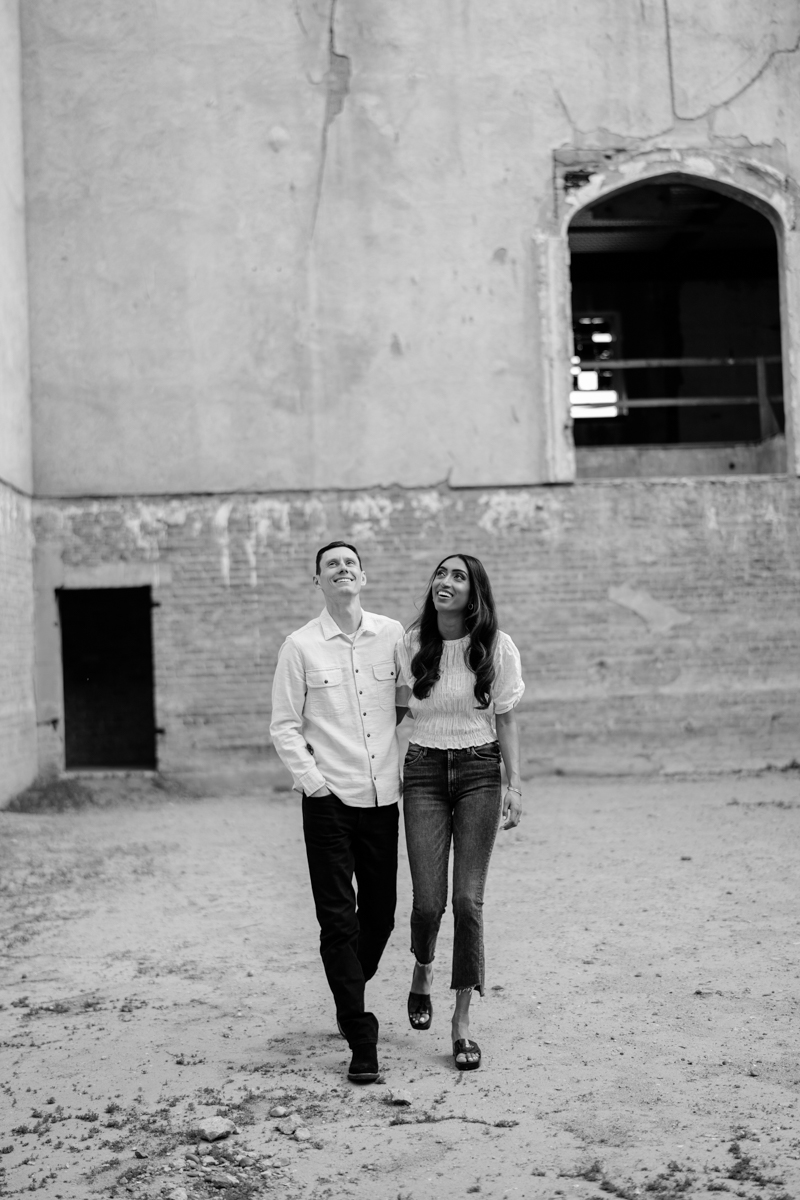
[407,992,433,1030]
[453,1038,481,1070]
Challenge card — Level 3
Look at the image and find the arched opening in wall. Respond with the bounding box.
[568,178,785,478]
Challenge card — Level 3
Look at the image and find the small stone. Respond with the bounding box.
[294,1128,312,1142]
[388,1089,413,1106]
[277,1115,304,1135]
[748,1064,760,1077]
[269,1105,289,1118]
[193,1116,238,1142]
[133,1147,148,1159]
[206,1169,235,1188]
[168,1191,189,1200]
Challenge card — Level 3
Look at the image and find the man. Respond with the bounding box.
[269,541,405,1083]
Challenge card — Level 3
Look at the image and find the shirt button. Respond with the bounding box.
[371,755,375,759]
[363,712,366,716]
[355,669,359,673]
[367,733,370,737]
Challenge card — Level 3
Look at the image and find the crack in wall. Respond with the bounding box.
[293,1,307,37]
[663,0,800,122]
[696,29,800,120]
[662,0,678,121]
[309,0,351,242]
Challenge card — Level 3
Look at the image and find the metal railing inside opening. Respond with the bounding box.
[570,355,783,443]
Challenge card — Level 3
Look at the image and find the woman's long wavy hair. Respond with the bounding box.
[408,553,498,709]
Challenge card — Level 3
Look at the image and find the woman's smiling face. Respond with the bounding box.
[431,556,471,615]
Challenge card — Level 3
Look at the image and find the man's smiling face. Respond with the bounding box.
[315,546,366,602]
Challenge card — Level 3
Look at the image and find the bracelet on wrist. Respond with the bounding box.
[506,785,522,796]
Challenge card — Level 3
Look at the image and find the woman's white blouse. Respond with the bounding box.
[395,631,524,749]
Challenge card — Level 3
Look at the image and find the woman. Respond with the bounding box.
[395,553,524,1070]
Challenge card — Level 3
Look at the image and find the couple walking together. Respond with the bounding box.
[270,540,524,1083]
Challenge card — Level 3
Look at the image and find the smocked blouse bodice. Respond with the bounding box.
[395,631,524,749]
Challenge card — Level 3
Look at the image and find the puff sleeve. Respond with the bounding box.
[492,632,524,714]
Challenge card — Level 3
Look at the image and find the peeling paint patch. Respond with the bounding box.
[212,501,234,586]
[478,492,540,534]
[558,149,798,238]
[122,502,187,561]
[682,155,718,179]
[609,584,692,634]
[248,499,291,549]
[243,536,258,589]
[325,45,351,127]
[342,495,403,541]
[310,0,351,240]
[242,499,292,588]
[0,489,32,544]
[302,497,328,539]
[410,491,449,526]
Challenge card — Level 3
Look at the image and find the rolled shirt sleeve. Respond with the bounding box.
[492,632,525,714]
[269,638,328,796]
[395,638,413,689]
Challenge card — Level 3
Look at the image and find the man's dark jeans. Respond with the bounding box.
[302,793,398,1048]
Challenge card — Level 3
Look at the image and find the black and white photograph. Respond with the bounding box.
[1,1,799,1197]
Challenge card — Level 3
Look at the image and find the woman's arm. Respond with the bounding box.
[495,707,522,830]
[395,683,413,725]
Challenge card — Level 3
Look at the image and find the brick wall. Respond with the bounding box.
[0,482,37,803]
[33,478,800,782]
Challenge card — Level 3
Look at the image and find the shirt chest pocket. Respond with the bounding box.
[371,661,397,710]
[307,667,347,713]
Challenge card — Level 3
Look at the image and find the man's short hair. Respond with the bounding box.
[315,540,363,575]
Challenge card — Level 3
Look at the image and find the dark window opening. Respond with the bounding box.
[568,179,784,475]
[59,587,157,770]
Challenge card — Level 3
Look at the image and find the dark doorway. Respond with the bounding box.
[568,179,784,474]
[59,588,157,769]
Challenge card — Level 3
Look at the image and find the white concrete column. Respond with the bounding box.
[0,0,36,802]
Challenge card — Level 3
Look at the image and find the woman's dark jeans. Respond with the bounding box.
[403,742,502,995]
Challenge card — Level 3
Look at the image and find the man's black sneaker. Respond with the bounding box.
[347,1043,379,1083]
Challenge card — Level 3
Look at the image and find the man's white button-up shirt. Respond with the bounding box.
[270,608,404,808]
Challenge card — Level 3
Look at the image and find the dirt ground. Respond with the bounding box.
[1,769,800,1200]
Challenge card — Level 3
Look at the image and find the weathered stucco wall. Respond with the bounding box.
[22,0,800,497]
[0,0,37,805]
[1,0,31,494]
[33,480,800,782]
